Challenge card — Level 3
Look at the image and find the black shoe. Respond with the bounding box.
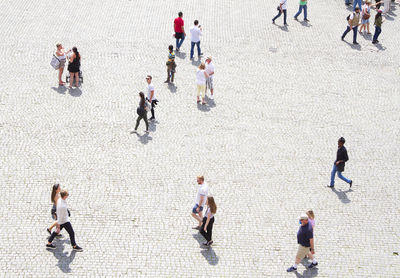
[304,19,310,22]
[272,20,275,24]
[55,233,62,238]
[308,262,318,269]
[149,117,155,121]
[164,80,170,83]
[47,228,52,235]
[294,16,298,20]
[349,180,353,188]
[73,245,83,252]
[207,240,213,246]
[341,37,344,41]
[284,23,289,26]
[372,40,377,44]
[46,243,56,249]
[327,185,334,188]
[353,42,359,45]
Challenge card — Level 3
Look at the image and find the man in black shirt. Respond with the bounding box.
[328,137,353,188]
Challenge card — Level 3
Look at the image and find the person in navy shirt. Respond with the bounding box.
[328,137,353,188]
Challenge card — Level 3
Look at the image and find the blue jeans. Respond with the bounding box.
[342,26,358,43]
[353,0,362,10]
[330,164,351,186]
[294,5,308,20]
[190,41,201,59]
[273,9,287,24]
[373,26,381,41]
[176,33,185,50]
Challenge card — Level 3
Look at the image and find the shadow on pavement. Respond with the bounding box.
[131,131,153,144]
[191,59,201,67]
[51,86,67,94]
[192,233,219,265]
[330,187,352,204]
[175,51,186,59]
[46,238,77,273]
[197,102,211,112]
[68,87,82,97]
[344,41,361,51]
[167,83,177,93]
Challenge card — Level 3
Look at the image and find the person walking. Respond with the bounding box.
[294,0,309,22]
[46,190,83,251]
[272,0,288,25]
[145,75,158,121]
[47,184,62,237]
[196,63,209,105]
[174,12,186,51]
[191,176,209,230]
[190,20,203,60]
[287,214,318,272]
[341,7,361,45]
[328,137,353,188]
[353,0,363,11]
[133,92,149,134]
[55,43,71,85]
[200,196,217,246]
[67,47,81,88]
[372,10,384,43]
[205,56,215,100]
[165,45,176,83]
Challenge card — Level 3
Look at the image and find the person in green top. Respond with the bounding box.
[165,45,176,83]
[372,10,384,44]
[294,0,309,22]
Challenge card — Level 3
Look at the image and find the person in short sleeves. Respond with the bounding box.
[145,75,158,121]
[273,0,288,25]
[294,0,309,22]
[372,10,384,44]
[174,12,186,51]
[200,196,217,246]
[190,20,203,60]
[191,176,209,229]
[342,8,361,45]
[196,63,209,105]
[205,56,215,100]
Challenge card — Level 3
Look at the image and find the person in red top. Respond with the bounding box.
[174,12,186,51]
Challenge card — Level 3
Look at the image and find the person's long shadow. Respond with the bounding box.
[197,102,211,112]
[204,95,216,108]
[300,21,312,27]
[192,233,219,265]
[344,41,362,51]
[51,85,67,95]
[46,238,77,273]
[278,25,289,32]
[330,187,352,204]
[130,131,153,144]
[175,51,186,59]
[293,259,319,277]
[167,83,177,93]
[68,87,82,97]
[191,58,201,67]
[373,42,386,51]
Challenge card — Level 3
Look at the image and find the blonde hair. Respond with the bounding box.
[197,176,204,181]
[306,209,315,219]
[56,43,62,48]
[199,63,205,70]
[207,196,217,214]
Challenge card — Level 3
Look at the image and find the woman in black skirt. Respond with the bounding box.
[68,47,81,88]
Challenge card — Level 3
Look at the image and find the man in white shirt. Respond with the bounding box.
[273,0,288,25]
[190,20,203,60]
[46,190,83,251]
[145,75,158,121]
[191,176,209,229]
[205,56,215,99]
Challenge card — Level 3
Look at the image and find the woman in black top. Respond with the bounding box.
[133,92,149,134]
[68,47,81,88]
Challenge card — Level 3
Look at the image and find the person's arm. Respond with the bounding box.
[149,90,154,102]
[204,213,211,231]
[204,71,209,78]
[309,238,315,254]
[280,3,283,12]
[182,26,185,36]
[69,53,75,62]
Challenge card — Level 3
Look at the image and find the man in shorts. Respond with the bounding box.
[287,214,318,272]
[205,56,215,99]
[191,176,209,229]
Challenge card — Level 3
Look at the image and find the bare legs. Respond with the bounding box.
[69,72,79,88]
[58,67,64,85]
[191,211,203,227]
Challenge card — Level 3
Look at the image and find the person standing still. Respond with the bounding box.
[133,92,149,134]
[205,56,215,100]
[55,44,71,85]
[287,214,318,272]
[145,75,158,121]
[46,190,83,251]
[294,0,309,21]
[190,20,203,60]
[196,63,209,105]
[200,196,217,246]
[273,0,288,25]
[174,12,186,51]
[341,8,361,45]
[328,137,353,188]
[67,47,81,88]
[191,176,209,230]
[372,10,384,43]
[165,45,176,83]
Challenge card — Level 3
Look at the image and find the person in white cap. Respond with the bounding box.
[287,213,318,272]
[205,56,215,99]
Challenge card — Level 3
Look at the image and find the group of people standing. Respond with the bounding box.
[54,44,81,88]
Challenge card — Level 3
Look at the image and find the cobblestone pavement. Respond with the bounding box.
[0,0,400,277]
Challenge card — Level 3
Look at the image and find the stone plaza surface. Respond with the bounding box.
[0,0,400,277]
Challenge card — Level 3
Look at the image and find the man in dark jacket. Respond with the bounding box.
[328,137,353,188]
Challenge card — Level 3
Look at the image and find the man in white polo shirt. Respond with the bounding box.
[145,75,158,121]
[191,176,209,229]
[205,56,215,99]
[190,20,203,60]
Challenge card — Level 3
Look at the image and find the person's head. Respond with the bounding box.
[194,20,199,26]
[51,183,61,203]
[60,190,69,200]
[377,9,382,17]
[306,209,315,220]
[178,11,183,17]
[207,196,217,214]
[168,45,173,52]
[146,75,152,84]
[139,91,145,99]
[56,43,62,50]
[299,213,309,226]
[366,0,371,5]
[206,56,212,64]
[72,47,78,55]
[199,63,205,70]
[338,137,345,147]
[197,176,204,184]
[355,7,360,13]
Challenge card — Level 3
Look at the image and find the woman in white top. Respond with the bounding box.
[55,43,71,85]
[196,63,209,105]
[200,196,217,246]
[46,184,62,237]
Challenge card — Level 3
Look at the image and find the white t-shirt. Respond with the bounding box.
[205,207,214,219]
[190,26,202,43]
[280,0,288,10]
[195,182,208,206]
[196,69,207,85]
[147,83,156,101]
[205,62,215,76]
[56,198,69,225]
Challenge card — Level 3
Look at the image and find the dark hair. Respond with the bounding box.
[168,45,173,51]
[72,47,80,60]
[338,137,346,144]
[194,20,199,25]
[139,92,145,107]
[51,184,60,203]
[375,12,382,19]
[60,190,69,198]
[178,12,183,17]
[146,75,152,80]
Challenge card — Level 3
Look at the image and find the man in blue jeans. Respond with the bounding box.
[341,8,361,45]
[190,20,203,60]
[328,137,353,188]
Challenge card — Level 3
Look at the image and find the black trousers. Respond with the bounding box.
[200,216,214,242]
[146,98,158,119]
[48,222,76,246]
[273,9,287,24]
[135,112,149,131]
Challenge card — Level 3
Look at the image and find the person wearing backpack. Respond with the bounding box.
[133,92,149,134]
[372,10,384,44]
[341,7,361,45]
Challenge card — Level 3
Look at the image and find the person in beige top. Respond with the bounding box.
[341,7,361,45]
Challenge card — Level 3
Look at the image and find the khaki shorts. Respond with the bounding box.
[296,245,310,259]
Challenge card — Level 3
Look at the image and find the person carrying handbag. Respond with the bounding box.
[133,92,149,134]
